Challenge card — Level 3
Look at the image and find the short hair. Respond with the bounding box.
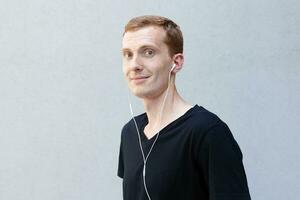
[123,15,183,57]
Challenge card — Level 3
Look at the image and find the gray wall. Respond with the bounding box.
[0,0,299,199]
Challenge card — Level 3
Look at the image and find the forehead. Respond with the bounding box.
[122,26,167,50]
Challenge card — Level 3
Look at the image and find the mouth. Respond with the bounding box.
[130,76,150,84]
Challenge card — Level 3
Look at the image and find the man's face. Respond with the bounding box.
[122,26,173,99]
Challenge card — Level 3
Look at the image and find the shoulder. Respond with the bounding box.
[120,112,147,139]
[189,105,224,133]
[189,106,235,147]
[190,106,242,157]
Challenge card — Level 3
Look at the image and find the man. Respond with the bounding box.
[118,15,251,200]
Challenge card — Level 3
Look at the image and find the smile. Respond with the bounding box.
[130,76,150,84]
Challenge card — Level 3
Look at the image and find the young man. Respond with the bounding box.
[118,15,251,200]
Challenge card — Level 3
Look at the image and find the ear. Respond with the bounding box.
[172,53,184,73]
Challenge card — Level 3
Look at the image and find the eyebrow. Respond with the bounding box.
[122,45,158,53]
[122,48,131,53]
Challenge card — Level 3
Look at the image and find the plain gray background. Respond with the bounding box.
[0,0,299,199]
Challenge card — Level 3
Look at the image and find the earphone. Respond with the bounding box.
[126,63,176,200]
[170,63,176,72]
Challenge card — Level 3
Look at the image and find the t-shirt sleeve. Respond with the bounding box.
[117,137,124,178]
[194,122,251,200]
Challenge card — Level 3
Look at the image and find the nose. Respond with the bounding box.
[127,54,143,71]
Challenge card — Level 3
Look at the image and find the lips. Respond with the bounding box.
[130,76,150,80]
[129,75,150,84]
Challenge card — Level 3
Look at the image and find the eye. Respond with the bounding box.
[123,51,132,59]
[143,49,155,57]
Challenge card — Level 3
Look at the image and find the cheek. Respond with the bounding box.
[152,71,168,89]
[122,64,129,76]
[122,58,130,73]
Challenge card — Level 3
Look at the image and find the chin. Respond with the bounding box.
[131,90,148,99]
[129,87,154,99]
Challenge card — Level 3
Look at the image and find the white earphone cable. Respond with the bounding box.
[126,64,175,200]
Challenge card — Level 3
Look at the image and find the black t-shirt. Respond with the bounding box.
[118,105,251,200]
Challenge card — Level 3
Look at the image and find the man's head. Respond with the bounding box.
[122,15,184,99]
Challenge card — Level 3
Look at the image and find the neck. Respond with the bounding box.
[142,82,192,131]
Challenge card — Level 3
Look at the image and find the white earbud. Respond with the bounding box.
[170,63,176,72]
